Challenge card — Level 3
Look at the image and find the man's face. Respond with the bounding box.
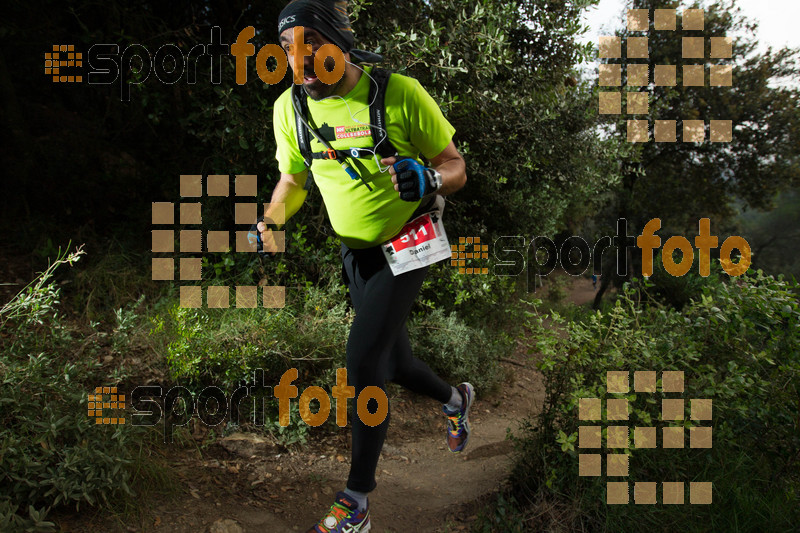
[279,27,345,101]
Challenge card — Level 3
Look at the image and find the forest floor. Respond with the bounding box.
[48,275,598,533]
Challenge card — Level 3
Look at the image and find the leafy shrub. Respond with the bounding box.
[0,247,143,531]
[152,277,352,390]
[647,250,709,310]
[486,267,800,531]
[545,275,569,304]
[418,260,519,328]
[409,308,508,393]
[1,355,137,531]
[150,264,510,449]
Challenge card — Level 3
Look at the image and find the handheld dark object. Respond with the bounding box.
[247,216,278,258]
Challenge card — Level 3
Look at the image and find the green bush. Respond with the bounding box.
[152,220,514,412]
[647,250,710,310]
[0,355,137,532]
[151,273,509,440]
[483,267,800,531]
[152,276,352,390]
[0,247,143,531]
[418,260,519,328]
[409,308,509,393]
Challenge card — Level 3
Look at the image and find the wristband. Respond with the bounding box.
[425,168,443,193]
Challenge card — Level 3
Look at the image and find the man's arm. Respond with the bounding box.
[257,169,309,252]
[381,140,467,197]
[263,170,309,225]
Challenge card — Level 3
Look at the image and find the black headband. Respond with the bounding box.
[278,0,354,53]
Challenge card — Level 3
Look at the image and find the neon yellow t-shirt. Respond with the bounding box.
[273,67,455,249]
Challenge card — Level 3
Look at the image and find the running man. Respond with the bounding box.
[258,1,474,531]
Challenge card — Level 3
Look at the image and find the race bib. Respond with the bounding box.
[382,196,451,276]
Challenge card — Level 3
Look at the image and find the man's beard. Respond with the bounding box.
[302,55,345,100]
[303,75,344,101]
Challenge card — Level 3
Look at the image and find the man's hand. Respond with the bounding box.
[382,156,441,202]
[250,218,280,257]
[381,142,466,198]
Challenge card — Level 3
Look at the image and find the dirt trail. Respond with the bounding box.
[566,276,598,307]
[56,278,596,533]
[56,358,544,533]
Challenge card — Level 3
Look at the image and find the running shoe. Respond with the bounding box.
[307,492,370,533]
[443,382,475,453]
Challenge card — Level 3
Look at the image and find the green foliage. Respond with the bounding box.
[153,279,351,388]
[418,260,519,328]
[1,355,136,523]
[602,0,800,230]
[498,267,800,530]
[352,0,623,237]
[409,308,508,393]
[738,187,800,281]
[471,493,525,533]
[0,246,83,328]
[0,501,55,533]
[111,295,146,354]
[0,247,142,531]
[71,241,159,321]
[647,250,710,309]
[268,402,310,448]
[147,273,350,446]
[545,275,569,304]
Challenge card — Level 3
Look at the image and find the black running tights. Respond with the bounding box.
[340,243,452,493]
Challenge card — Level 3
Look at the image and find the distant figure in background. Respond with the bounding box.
[592,274,598,290]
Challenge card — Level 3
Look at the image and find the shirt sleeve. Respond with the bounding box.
[402,78,456,160]
[273,91,309,175]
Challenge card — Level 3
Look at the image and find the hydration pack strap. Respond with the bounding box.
[292,84,315,191]
[291,67,398,191]
[368,67,399,159]
[310,147,376,160]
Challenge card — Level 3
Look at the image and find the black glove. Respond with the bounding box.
[393,157,442,202]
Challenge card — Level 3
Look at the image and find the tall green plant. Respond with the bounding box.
[500,269,800,530]
[1,246,143,531]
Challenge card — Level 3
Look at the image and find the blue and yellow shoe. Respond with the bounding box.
[307,492,370,533]
[444,382,475,453]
